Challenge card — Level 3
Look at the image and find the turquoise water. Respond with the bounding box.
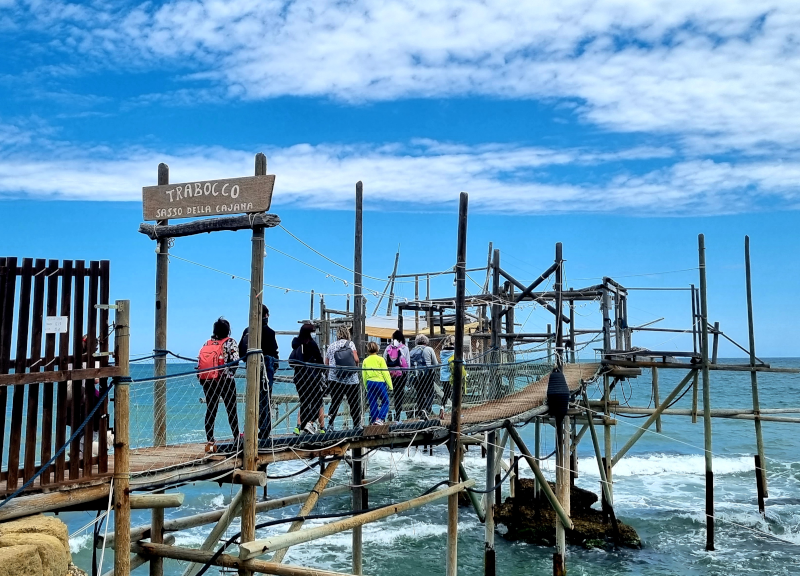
[63,359,800,575]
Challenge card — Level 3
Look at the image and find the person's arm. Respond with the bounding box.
[268,329,279,358]
[428,347,438,365]
[350,342,359,363]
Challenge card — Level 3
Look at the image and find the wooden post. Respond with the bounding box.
[711,322,720,365]
[601,285,613,503]
[505,283,515,351]
[352,181,364,576]
[415,275,420,336]
[447,192,468,576]
[692,370,699,424]
[385,250,400,317]
[534,418,541,497]
[582,389,619,537]
[554,415,570,576]
[484,429,496,576]
[113,300,131,576]
[491,250,500,359]
[652,367,662,433]
[546,323,552,364]
[241,153,267,576]
[745,236,768,497]
[152,161,169,576]
[310,290,315,320]
[754,455,766,517]
[427,275,434,337]
[569,300,575,363]
[698,234,715,551]
[554,243,564,368]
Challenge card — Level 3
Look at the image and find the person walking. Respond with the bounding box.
[438,335,455,419]
[409,334,438,419]
[289,323,325,434]
[197,317,240,452]
[325,326,362,430]
[363,341,393,425]
[239,305,279,442]
[383,330,410,420]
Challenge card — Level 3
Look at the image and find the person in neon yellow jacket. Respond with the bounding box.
[363,341,393,425]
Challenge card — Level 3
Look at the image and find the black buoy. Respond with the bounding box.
[546,368,570,423]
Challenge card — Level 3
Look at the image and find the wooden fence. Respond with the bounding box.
[0,257,116,494]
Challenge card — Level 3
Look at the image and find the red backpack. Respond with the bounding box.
[197,337,231,381]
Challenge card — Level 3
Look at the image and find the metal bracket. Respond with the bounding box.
[95,304,119,310]
[93,352,115,358]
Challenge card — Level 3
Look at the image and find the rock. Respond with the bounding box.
[0,544,44,576]
[494,478,641,550]
[0,515,71,562]
[66,563,87,576]
[0,534,69,576]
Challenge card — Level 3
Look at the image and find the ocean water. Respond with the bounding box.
[63,359,800,575]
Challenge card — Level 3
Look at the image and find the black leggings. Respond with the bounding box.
[296,369,323,429]
[202,375,240,442]
[392,373,409,418]
[328,381,362,428]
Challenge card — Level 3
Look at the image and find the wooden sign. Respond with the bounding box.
[142,174,275,221]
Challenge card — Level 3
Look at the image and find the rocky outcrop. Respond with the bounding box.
[494,478,641,549]
[0,515,73,576]
[0,544,43,576]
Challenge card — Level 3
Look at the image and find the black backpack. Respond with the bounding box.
[289,344,305,368]
[410,347,429,381]
[333,342,357,381]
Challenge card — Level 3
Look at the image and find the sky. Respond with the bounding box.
[0,0,798,357]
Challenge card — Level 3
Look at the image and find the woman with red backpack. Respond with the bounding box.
[383,330,410,420]
[197,317,240,452]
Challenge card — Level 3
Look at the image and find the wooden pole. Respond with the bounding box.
[554,243,564,369]
[554,415,570,576]
[569,300,575,363]
[698,234,714,551]
[415,275,420,336]
[691,370,699,424]
[459,463,485,522]
[152,163,169,576]
[240,481,475,560]
[582,390,619,536]
[383,250,400,317]
[113,300,131,576]
[242,153,267,576]
[652,367,662,433]
[711,322,720,365]
[484,429,496,576]
[546,323,552,364]
[272,457,343,564]
[745,236,768,497]
[138,542,362,576]
[130,493,184,509]
[352,181,364,575]
[491,250,500,360]
[310,290,315,321]
[447,192,468,576]
[601,285,613,503]
[534,418,541,498]
[755,455,766,517]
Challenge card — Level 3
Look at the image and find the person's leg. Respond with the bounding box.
[378,383,390,422]
[346,384,363,428]
[393,373,406,420]
[221,375,240,438]
[296,370,313,429]
[327,381,345,429]
[366,381,379,424]
[202,380,219,443]
[422,373,435,415]
[258,380,272,440]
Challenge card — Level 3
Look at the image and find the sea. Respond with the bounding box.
[63,359,800,575]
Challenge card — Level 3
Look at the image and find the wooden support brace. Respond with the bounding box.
[138,213,281,240]
[234,469,268,487]
[459,462,485,522]
[182,489,244,576]
[239,480,475,561]
[129,493,185,509]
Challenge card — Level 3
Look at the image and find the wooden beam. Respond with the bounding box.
[138,212,281,240]
[271,456,343,563]
[239,480,475,561]
[129,493,185,509]
[114,300,132,576]
[233,469,268,487]
[0,366,120,387]
[135,542,362,576]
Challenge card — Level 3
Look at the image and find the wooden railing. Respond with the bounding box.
[0,257,112,493]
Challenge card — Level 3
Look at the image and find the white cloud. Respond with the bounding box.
[0,130,795,215]
[9,0,800,154]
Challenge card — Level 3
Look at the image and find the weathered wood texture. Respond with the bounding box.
[0,258,111,493]
[142,174,276,220]
[138,212,281,240]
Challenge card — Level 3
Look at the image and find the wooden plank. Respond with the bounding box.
[69,260,85,480]
[7,258,33,490]
[23,259,46,484]
[40,260,59,485]
[82,261,100,478]
[138,212,281,240]
[142,174,275,221]
[97,260,110,473]
[0,257,16,475]
[55,260,72,483]
[0,366,120,386]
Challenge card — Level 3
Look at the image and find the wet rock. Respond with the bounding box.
[494,478,641,550]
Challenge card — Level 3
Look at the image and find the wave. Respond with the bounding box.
[576,454,754,477]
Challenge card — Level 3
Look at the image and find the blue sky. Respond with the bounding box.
[1,0,798,357]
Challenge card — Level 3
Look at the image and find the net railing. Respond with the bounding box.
[123,350,574,478]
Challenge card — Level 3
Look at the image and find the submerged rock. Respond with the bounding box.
[494,478,641,549]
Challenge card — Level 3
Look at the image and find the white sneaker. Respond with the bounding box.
[304,422,318,434]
